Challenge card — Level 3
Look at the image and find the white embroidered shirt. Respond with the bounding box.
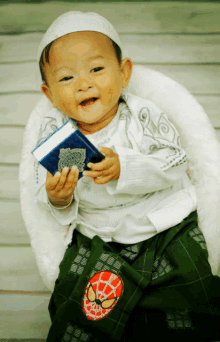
[34,92,197,244]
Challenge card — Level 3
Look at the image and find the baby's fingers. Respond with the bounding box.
[64,166,79,190]
[46,170,61,191]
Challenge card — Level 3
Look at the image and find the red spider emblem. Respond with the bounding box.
[82,271,124,321]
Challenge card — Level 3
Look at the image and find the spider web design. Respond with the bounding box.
[82,271,124,321]
[165,309,195,330]
[152,255,174,281]
[189,227,208,251]
[61,322,91,342]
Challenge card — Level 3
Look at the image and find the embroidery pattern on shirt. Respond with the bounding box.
[118,104,133,148]
[34,159,39,185]
[58,148,86,172]
[138,107,186,170]
[82,178,91,191]
[161,150,187,171]
[93,129,111,145]
[36,115,66,146]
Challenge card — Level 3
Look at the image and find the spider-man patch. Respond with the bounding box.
[82,271,124,321]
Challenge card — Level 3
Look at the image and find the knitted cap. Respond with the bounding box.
[37,11,122,62]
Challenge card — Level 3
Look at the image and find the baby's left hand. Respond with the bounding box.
[83,147,120,184]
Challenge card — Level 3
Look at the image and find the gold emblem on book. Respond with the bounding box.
[58,148,86,172]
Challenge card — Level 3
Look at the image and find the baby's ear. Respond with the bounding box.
[121,58,133,89]
[41,83,55,107]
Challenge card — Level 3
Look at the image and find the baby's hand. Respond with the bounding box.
[83,147,120,184]
[46,166,79,206]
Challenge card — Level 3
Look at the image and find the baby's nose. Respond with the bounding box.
[79,82,92,92]
[78,74,92,92]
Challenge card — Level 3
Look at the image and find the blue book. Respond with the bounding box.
[31,118,105,180]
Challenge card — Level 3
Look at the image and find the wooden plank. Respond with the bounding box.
[0,93,42,125]
[1,94,220,128]
[0,165,20,201]
[215,129,220,143]
[195,96,220,128]
[0,293,50,338]
[0,247,49,292]
[123,35,220,64]
[1,33,220,64]
[0,63,39,93]
[0,127,23,164]
[0,201,30,245]
[0,33,42,63]
[143,65,220,96]
[0,2,220,34]
[0,63,220,95]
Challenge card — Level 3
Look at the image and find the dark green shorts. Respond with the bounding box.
[47,211,220,342]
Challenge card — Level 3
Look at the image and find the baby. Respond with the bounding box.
[42,28,131,209]
[34,11,220,342]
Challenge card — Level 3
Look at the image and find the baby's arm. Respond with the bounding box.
[46,166,79,208]
[101,103,188,195]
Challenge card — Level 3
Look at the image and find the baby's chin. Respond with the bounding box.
[74,117,98,124]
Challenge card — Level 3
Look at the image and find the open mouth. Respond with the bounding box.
[80,97,98,107]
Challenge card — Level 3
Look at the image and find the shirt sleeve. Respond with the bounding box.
[34,162,79,226]
[105,102,188,196]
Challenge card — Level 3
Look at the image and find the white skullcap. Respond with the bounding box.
[37,11,122,62]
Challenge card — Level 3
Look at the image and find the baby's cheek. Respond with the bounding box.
[58,96,74,115]
[59,87,74,99]
[100,75,110,87]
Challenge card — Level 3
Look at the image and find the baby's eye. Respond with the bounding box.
[60,76,73,82]
[91,67,103,73]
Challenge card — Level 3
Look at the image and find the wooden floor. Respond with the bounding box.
[0,1,220,340]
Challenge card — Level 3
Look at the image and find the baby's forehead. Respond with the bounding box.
[52,31,113,51]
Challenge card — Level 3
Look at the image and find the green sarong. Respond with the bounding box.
[46,211,220,342]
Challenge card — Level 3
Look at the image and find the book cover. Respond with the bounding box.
[31,118,105,180]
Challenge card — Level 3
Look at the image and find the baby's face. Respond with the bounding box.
[41,31,132,127]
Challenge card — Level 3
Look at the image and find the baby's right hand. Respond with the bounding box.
[46,166,79,206]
